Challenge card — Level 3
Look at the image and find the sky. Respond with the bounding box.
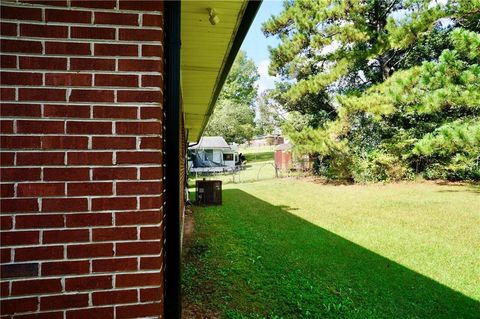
[240,0,284,93]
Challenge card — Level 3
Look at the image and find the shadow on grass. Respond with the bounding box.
[182,189,480,318]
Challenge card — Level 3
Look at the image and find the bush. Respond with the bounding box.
[352,151,413,183]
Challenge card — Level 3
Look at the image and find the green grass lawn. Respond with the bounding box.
[182,180,480,318]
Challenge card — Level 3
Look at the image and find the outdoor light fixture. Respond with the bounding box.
[209,8,220,25]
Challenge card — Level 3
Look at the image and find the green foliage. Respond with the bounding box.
[256,91,285,135]
[267,0,480,182]
[205,51,259,143]
[219,50,260,106]
[204,100,256,144]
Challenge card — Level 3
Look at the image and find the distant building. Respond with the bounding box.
[250,134,284,147]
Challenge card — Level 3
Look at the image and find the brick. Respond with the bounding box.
[21,24,68,38]
[16,152,64,166]
[66,213,112,227]
[12,279,62,296]
[1,250,12,266]
[69,89,114,102]
[117,181,161,195]
[45,42,91,55]
[1,72,42,85]
[93,105,139,120]
[94,43,138,56]
[1,281,9,297]
[43,229,89,244]
[20,0,67,6]
[20,56,67,70]
[140,107,162,120]
[45,9,91,23]
[67,243,113,258]
[140,226,163,240]
[119,0,164,11]
[67,121,112,134]
[117,90,161,103]
[0,198,38,212]
[143,14,162,27]
[1,121,14,134]
[44,168,89,181]
[95,74,138,87]
[67,307,114,319]
[70,58,115,71]
[94,12,138,25]
[72,26,115,40]
[17,183,63,197]
[0,183,14,197]
[19,88,66,102]
[140,287,161,302]
[65,275,112,291]
[142,45,162,57]
[92,167,136,180]
[0,297,38,315]
[44,104,90,118]
[42,260,89,276]
[67,182,112,196]
[141,74,163,87]
[92,227,137,241]
[1,231,39,246]
[0,152,15,165]
[17,120,64,134]
[118,59,162,72]
[41,136,88,149]
[119,29,163,41]
[17,183,64,197]
[0,168,41,181]
[15,311,64,319]
[117,151,161,164]
[1,215,13,230]
[92,137,136,149]
[1,87,15,100]
[1,54,17,68]
[45,74,92,87]
[0,135,41,149]
[116,122,160,135]
[92,257,137,272]
[116,272,162,288]
[16,214,64,229]
[116,241,161,256]
[140,256,162,269]
[141,196,162,209]
[1,120,13,133]
[0,103,42,117]
[42,198,88,212]
[71,0,116,9]
[92,289,137,306]
[0,22,16,36]
[140,167,162,180]
[67,152,112,165]
[40,294,89,310]
[116,211,162,225]
[92,197,137,211]
[116,303,163,319]
[1,263,38,278]
[1,6,42,21]
[141,140,161,154]
[15,246,64,261]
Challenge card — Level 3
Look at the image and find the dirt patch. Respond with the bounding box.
[183,206,195,241]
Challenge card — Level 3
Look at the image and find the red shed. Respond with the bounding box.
[275,143,293,170]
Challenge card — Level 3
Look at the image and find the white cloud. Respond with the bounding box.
[256,59,277,93]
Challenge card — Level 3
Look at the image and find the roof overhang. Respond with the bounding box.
[181,0,261,142]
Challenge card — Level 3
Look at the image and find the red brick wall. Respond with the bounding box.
[0,1,165,317]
